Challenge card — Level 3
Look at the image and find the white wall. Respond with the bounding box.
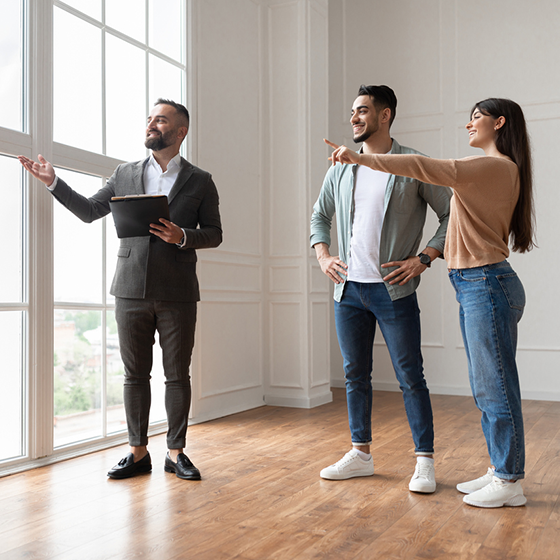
[328,0,560,400]
[182,0,559,429]
[187,0,265,422]
[187,0,332,425]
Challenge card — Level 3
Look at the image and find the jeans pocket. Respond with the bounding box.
[459,270,486,282]
[497,273,526,311]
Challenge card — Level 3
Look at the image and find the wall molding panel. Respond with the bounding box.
[186,0,559,433]
[190,0,332,419]
[328,0,560,401]
[263,0,332,408]
[198,261,262,294]
[269,265,302,294]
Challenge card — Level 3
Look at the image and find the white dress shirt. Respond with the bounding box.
[143,153,181,196]
[143,153,187,246]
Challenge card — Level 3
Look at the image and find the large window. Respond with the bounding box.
[0,0,26,464]
[0,0,186,472]
[0,1,24,131]
[52,169,122,448]
[53,0,184,161]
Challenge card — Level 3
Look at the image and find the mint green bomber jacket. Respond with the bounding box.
[310,139,452,302]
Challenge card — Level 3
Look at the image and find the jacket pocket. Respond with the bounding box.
[117,247,131,258]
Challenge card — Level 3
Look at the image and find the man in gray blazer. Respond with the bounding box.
[19,99,222,480]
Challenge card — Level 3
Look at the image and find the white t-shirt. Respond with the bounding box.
[347,165,389,283]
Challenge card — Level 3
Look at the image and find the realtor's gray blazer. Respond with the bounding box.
[51,157,222,302]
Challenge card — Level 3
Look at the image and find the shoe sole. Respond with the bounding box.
[409,484,436,494]
[463,494,527,508]
[164,465,201,480]
[320,471,374,480]
[107,465,152,479]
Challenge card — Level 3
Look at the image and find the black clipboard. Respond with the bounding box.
[109,195,170,238]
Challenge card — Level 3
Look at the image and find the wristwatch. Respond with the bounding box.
[418,252,432,267]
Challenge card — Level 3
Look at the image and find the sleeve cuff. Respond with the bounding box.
[46,176,59,191]
[176,229,187,248]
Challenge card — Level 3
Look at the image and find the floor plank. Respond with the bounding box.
[1,389,559,560]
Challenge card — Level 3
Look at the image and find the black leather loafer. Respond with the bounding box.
[107,452,152,479]
[164,452,201,480]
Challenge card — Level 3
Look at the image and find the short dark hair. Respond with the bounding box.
[357,85,397,127]
[154,98,190,128]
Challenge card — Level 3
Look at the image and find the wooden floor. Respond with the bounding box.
[1,389,559,560]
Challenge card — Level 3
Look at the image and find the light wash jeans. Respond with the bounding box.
[334,281,434,454]
[449,261,525,480]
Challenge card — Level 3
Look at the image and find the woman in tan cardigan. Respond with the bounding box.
[326,98,535,508]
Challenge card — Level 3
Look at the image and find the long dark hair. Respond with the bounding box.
[471,98,535,253]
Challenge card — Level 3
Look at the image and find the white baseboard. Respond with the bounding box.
[518,390,560,402]
[264,390,333,409]
[329,379,560,402]
[190,398,265,425]
[330,378,345,389]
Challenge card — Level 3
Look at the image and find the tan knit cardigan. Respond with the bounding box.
[358,153,519,269]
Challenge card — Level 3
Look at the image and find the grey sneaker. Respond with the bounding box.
[463,476,527,508]
[320,449,374,480]
[409,460,436,493]
[456,467,494,494]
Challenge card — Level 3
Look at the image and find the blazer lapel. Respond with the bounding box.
[131,159,148,195]
[168,157,194,204]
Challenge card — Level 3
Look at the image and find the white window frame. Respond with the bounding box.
[0,0,190,477]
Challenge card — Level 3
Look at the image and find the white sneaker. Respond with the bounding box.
[456,467,494,494]
[320,449,374,480]
[463,476,527,508]
[409,460,436,493]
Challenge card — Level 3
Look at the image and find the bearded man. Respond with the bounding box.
[20,99,222,481]
[310,85,451,492]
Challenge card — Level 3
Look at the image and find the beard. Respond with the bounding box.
[353,130,369,144]
[352,120,379,144]
[144,129,176,151]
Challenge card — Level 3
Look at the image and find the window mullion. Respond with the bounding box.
[102,0,106,156]
[27,0,55,460]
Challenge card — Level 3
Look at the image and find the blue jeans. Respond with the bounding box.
[449,261,525,480]
[334,281,434,453]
